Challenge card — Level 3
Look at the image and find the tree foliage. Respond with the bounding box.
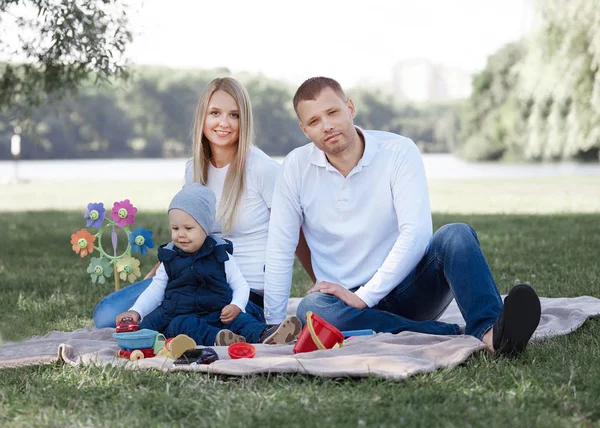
[520,0,600,161]
[458,42,530,161]
[458,0,600,162]
[0,66,459,159]
[0,0,131,113]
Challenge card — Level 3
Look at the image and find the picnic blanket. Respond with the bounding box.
[1,296,599,380]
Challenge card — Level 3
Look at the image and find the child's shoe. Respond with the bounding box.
[260,316,302,344]
[215,329,246,346]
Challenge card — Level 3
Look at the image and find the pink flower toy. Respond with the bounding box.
[110,199,137,227]
[70,200,154,290]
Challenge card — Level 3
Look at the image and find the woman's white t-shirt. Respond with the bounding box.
[185,147,280,290]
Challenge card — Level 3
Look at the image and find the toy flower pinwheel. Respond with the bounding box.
[70,199,153,291]
[129,226,154,255]
[87,257,112,284]
[84,202,105,228]
[71,229,96,258]
[110,199,137,228]
[117,255,141,283]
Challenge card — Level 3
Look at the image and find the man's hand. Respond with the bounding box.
[308,281,367,309]
[220,304,242,324]
[116,310,140,325]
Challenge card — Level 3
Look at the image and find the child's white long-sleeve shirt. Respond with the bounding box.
[130,254,249,321]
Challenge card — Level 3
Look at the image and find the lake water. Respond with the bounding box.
[1,154,600,182]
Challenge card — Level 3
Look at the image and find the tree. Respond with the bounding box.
[520,0,600,161]
[458,0,600,162]
[351,89,400,132]
[244,77,306,155]
[458,42,529,161]
[0,0,132,114]
[0,66,462,160]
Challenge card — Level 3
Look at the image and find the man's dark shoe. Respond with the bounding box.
[492,284,541,356]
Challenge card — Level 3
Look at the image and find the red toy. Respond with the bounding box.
[293,311,344,354]
[115,317,140,333]
[228,342,256,359]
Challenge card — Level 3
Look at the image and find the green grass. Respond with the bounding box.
[1,211,600,427]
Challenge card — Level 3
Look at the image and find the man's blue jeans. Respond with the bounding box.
[296,223,503,340]
[93,279,266,328]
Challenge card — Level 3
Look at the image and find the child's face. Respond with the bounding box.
[169,209,207,253]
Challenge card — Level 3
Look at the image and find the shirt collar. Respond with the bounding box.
[308,144,328,167]
[308,127,380,169]
[356,128,379,167]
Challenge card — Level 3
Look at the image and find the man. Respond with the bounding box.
[264,77,541,355]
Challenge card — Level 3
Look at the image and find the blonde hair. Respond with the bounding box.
[191,77,254,233]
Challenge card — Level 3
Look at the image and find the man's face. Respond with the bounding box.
[296,87,357,156]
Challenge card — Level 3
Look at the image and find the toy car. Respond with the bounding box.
[115,317,140,333]
[113,328,165,361]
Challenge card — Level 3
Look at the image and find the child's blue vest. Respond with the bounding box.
[157,236,233,317]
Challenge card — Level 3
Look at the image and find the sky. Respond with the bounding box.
[126,0,535,88]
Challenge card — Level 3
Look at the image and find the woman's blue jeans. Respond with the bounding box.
[93,279,266,328]
[296,223,503,340]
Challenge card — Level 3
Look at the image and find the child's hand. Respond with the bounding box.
[220,304,241,324]
[116,310,140,326]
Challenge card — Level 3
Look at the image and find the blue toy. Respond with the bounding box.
[341,329,375,339]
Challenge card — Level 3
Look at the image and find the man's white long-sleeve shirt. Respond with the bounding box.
[264,129,432,324]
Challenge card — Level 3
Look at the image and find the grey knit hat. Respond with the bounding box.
[168,183,216,234]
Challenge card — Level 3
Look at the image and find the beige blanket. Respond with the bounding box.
[1,296,599,380]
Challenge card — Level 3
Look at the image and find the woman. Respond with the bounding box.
[93,77,313,328]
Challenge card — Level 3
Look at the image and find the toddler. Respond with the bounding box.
[116,183,302,346]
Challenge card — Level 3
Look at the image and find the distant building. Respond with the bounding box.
[391,59,472,102]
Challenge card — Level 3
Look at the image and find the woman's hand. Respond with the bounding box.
[220,304,242,324]
[116,310,141,325]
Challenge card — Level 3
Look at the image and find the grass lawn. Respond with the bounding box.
[0,208,599,427]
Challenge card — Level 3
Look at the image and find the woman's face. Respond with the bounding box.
[202,90,240,150]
